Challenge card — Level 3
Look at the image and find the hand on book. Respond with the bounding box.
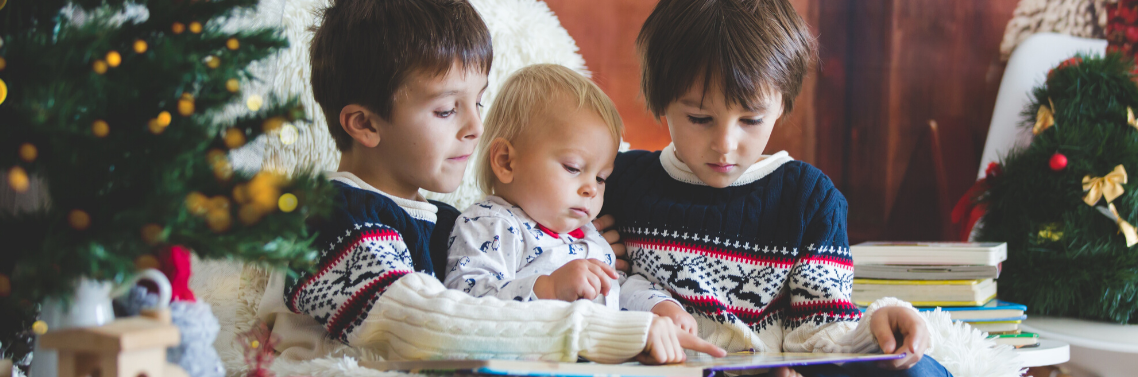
[651,301,698,335]
[768,367,804,377]
[637,315,726,365]
[535,259,618,301]
[871,306,930,370]
[592,215,629,273]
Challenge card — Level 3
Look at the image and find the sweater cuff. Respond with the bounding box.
[840,297,922,353]
[576,302,654,363]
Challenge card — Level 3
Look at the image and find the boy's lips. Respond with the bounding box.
[448,154,471,162]
[707,163,736,173]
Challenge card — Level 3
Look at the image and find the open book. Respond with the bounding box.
[361,352,905,377]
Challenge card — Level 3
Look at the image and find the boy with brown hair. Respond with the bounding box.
[605,0,952,375]
[257,0,722,364]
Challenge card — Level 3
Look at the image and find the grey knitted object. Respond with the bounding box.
[167,301,225,377]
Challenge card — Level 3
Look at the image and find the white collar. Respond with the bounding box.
[326,171,438,223]
[659,143,794,187]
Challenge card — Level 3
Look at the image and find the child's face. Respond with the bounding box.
[496,99,617,234]
[375,63,487,195]
[664,80,784,188]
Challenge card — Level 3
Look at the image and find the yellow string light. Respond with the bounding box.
[133,39,148,54]
[226,38,240,50]
[18,143,37,162]
[32,321,48,335]
[0,77,6,106]
[278,193,298,213]
[189,21,203,34]
[8,166,29,193]
[105,51,121,67]
[92,120,110,138]
[92,60,108,74]
[205,55,220,69]
[68,209,91,230]
[226,78,240,93]
[224,128,246,149]
[280,123,298,145]
[172,22,186,34]
[246,95,263,111]
[0,56,6,70]
[141,223,164,246]
[148,118,165,134]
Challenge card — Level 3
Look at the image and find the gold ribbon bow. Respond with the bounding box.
[1083,165,1128,206]
[1128,107,1138,130]
[1108,203,1138,247]
[1033,100,1055,135]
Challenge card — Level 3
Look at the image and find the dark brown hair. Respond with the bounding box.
[637,0,815,117]
[310,0,493,151]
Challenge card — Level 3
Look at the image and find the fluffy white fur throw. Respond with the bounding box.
[190,0,1026,376]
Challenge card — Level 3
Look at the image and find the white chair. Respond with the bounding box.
[981,32,1138,377]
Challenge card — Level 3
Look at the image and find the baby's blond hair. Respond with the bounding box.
[477,64,623,195]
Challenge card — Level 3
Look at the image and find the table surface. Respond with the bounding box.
[1013,339,1070,368]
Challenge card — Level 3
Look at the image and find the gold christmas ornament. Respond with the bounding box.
[238,204,262,225]
[224,128,246,149]
[141,223,164,245]
[233,184,249,204]
[172,22,186,34]
[18,143,37,162]
[206,208,232,233]
[148,118,165,134]
[135,255,160,271]
[32,321,48,335]
[92,59,108,74]
[278,193,298,213]
[189,21,203,34]
[1083,164,1128,206]
[8,166,29,193]
[205,55,220,69]
[178,97,195,116]
[280,123,299,145]
[248,172,282,213]
[1033,100,1056,135]
[246,95,263,111]
[209,196,231,212]
[68,209,91,230]
[212,159,233,181]
[226,38,240,50]
[262,116,284,133]
[185,192,209,216]
[157,111,172,127]
[92,120,110,137]
[207,149,227,164]
[133,39,148,54]
[0,77,6,106]
[105,51,121,67]
[226,78,240,93]
[1107,203,1138,247]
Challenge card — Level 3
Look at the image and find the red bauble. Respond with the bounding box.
[1050,152,1068,171]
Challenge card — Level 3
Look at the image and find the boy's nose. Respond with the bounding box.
[710,124,738,155]
[461,108,483,140]
[579,181,597,198]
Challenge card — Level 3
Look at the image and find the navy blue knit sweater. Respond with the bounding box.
[284,173,458,343]
[603,146,860,351]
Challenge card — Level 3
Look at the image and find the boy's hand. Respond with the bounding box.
[651,301,698,335]
[767,367,803,377]
[871,306,930,370]
[592,215,629,273]
[636,315,726,365]
[534,259,618,302]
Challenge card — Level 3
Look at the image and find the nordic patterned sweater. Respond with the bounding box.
[604,144,917,353]
[276,171,653,362]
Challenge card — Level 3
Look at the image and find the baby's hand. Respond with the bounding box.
[534,259,618,302]
[651,301,698,335]
[636,315,725,365]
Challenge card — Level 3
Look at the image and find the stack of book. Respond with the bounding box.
[850,242,1040,348]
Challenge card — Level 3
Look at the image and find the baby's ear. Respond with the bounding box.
[339,104,380,148]
[488,138,516,184]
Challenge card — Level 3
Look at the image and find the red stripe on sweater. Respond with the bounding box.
[672,292,788,325]
[289,228,403,310]
[326,269,409,340]
[626,238,795,268]
[799,253,854,269]
[787,299,862,321]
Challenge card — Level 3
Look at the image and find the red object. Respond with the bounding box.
[1048,57,1085,79]
[1108,1,1138,63]
[158,245,196,302]
[951,162,1003,241]
[238,321,279,377]
[536,223,586,239]
[1049,152,1068,171]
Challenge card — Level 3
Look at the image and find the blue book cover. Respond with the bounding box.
[916,299,1026,321]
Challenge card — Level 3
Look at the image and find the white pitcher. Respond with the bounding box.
[29,269,172,377]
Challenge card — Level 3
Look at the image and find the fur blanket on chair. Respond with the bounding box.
[190,0,1027,376]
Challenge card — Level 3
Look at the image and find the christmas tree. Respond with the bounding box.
[0,0,333,362]
[977,53,1138,324]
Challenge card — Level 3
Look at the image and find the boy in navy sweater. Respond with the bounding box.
[604,0,951,375]
[258,0,720,364]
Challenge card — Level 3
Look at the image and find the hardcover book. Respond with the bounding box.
[850,242,1007,266]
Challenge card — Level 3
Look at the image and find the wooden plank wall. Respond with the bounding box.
[545,0,1020,242]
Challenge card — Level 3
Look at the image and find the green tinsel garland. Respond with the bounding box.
[977,53,1138,324]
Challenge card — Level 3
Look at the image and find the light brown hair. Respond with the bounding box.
[309,0,493,151]
[476,64,624,195]
[637,0,816,117]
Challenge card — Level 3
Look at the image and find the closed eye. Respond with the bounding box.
[563,164,580,174]
[687,115,712,124]
[596,176,606,184]
[741,118,764,126]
